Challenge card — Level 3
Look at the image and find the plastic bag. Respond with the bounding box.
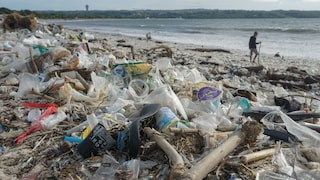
[280,111,320,146]
[91,154,120,180]
[184,68,207,83]
[261,111,320,163]
[41,111,67,129]
[15,73,40,100]
[192,113,218,132]
[272,143,294,176]
[155,57,173,71]
[255,169,295,180]
[144,84,187,120]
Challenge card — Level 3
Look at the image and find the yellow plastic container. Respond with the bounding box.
[112,62,152,77]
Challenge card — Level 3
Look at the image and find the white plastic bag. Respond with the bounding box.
[15,73,40,100]
[144,84,187,120]
[41,111,67,129]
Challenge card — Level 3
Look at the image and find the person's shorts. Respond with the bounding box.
[250,48,258,55]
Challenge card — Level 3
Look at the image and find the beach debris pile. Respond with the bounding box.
[1,16,320,180]
[1,13,38,33]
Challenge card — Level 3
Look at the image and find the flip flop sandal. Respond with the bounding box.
[117,103,161,158]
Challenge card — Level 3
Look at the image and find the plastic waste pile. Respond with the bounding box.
[1,21,320,180]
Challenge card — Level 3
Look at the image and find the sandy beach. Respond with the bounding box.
[1,23,320,179]
[79,28,320,73]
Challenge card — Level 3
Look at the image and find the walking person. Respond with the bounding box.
[249,31,261,63]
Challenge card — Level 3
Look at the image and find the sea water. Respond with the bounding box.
[52,18,320,60]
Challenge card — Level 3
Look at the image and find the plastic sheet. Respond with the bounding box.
[15,73,40,100]
[144,84,187,120]
[263,111,320,147]
[41,111,67,129]
[192,113,218,132]
[91,154,120,179]
[255,169,295,180]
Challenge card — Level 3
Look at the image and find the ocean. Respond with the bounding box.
[51,18,320,60]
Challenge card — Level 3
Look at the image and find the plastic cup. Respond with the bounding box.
[77,123,116,159]
[197,86,222,109]
[128,79,149,101]
[155,107,179,134]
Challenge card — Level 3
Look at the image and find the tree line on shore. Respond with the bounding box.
[1,7,320,19]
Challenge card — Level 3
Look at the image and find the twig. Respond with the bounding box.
[169,128,199,134]
[32,134,47,151]
[31,88,55,101]
[29,47,39,74]
[239,148,275,163]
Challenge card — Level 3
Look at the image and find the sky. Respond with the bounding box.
[1,0,320,11]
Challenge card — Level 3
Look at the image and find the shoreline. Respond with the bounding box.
[64,27,320,75]
[47,17,320,62]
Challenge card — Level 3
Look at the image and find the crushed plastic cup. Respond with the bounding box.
[112,65,126,77]
[155,107,179,133]
[128,79,149,101]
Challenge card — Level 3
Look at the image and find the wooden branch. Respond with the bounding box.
[239,148,275,163]
[29,47,39,74]
[169,128,200,134]
[184,129,246,179]
[148,45,173,58]
[116,44,135,59]
[187,48,231,54]
[144,127,184,168]
[269,80,312,90]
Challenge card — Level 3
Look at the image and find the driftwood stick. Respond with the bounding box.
[240,148,275,163]
[130,46,135,59]
[184,129,246,180]
[31,88,55,101]
[148,45,173,58]
[29,47,39,74]
[144,127,184,167]
[169,128,199,134]
[187,48,231,54]
[75,71,90,91]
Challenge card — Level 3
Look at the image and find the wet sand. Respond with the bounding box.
[76,28,320,75]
